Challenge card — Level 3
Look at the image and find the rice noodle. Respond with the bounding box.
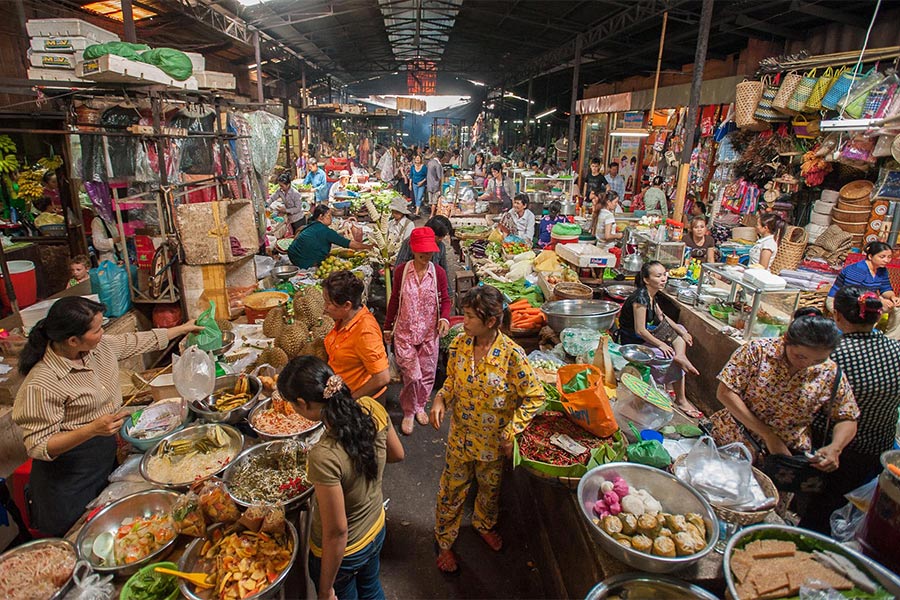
[251,408,318,436]
[145,446,234,484]
[0,544,76,600]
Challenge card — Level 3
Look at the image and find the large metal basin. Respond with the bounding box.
[541,299,621,333]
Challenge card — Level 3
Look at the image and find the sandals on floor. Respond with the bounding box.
[475,527,503,552]
[434,543,460,574]
[415,411,429,426]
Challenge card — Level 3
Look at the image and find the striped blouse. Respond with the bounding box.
[13,330,168,461]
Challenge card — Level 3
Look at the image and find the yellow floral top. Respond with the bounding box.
[439,332,544,462]
[717,337,859,452]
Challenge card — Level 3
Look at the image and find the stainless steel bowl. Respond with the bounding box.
[620,344,655,365]
[586,572,719,600]
[189,374,261,424]
[603,284,635,302]
[273,264,299,281]
[178,521,300,600]
[577,463,719,573]
[247,397,323,441]
[178,330,235,358]
[541,299,621,333]
[0,537,77,599]
[75,489,180,576]
[222,440,316,509]
[724,524,900,599]
[140,423,244,488]
[665,279,692,294]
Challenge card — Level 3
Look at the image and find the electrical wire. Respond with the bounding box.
[837,0,883,118]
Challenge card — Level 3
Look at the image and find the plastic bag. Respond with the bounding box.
[86,481,155,508]
[138,48,193,81]
[556,364,618,438]
[172,346,216,402]
[108,454,145,483]
[172,492,206,537]
[682,436,754,505]
[82,41,150,60]
[90,260,132,317]
[845,477,878,512]
[186,302,223,351]
[63,560,114,600]
[830,501,865,542]
[197,480,240,524]
[626,440,672,468]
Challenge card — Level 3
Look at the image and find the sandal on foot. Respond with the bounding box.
[475,527,503,551]
[401,416,414,435]
[415,411,429,426]
[435,547,460,573]
[676,402,704,419]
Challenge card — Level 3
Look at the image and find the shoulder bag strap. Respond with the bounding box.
[814,364,842,449]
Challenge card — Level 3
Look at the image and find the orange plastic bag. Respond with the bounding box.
[556,364,618,438]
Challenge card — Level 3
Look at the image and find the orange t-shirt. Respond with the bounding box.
[325,308,389,398]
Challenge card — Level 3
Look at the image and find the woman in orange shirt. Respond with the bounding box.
[323,271,391,400]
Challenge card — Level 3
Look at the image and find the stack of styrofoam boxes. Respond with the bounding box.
[807,189,839,242]
[184,50,236,91]
[26,18,119,84]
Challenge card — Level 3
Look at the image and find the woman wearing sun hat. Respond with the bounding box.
[328,169,353,203]
[383,227,452,434]
[387,196,416,253]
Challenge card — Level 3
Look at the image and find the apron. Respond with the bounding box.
[29,435,117,536]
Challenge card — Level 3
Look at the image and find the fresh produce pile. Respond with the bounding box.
[519,411,626,466]
[509,298,546,330]
[440,322,465,350]
[485,241,504,264]
[502,241,531,256]
[0,135,19,175]
[315,255,352,279]
[483,278,544,307]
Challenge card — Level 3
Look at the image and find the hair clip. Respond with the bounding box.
[323,374,344,399]
[858,291,883,319]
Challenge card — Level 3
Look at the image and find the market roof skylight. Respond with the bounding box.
[379,0,462,63]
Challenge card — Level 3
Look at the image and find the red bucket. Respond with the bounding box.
[0,260,38,310]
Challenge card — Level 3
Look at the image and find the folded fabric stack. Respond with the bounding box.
[804,224,854,267]
[778,269,837,291]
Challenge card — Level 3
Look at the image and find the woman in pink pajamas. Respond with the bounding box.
[384,227,452,435]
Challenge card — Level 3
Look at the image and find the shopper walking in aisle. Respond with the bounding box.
[409,153,428,212]
[431,286,544,573]
[798,288,900,532]
[827,241,900,339]
[749,212,785,270]
[384,227,452,435]
[279,356,404,600]
[12,296,201,536]
[304,157,329,205]
[270,172,308,232]
[395,216,451,275]
[605,160,626,203]
[425,150,444,216]
[642,176,669,217]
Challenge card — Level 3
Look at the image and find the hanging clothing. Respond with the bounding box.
[91,215,119,264]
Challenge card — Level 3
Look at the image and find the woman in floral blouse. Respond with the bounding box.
[430,285,544,574]
[711,313,859,472]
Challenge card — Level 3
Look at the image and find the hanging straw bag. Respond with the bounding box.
[805,66,839,111]
[755,75,790,122]
[769,226,808,275]
[773,71,803,115]
[735,79,767,130]
[788,68,818,113]
[791,114,820,139]
[822,66,871,110]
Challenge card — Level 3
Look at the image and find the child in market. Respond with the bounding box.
[67,255,91,288]
[430,285,545,573]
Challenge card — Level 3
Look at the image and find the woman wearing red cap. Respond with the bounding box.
[384,227,452,435]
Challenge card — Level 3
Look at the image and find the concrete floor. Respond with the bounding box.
[378,383,546,600]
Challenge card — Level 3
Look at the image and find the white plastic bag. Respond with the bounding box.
[682,436,754,505]
[173,346,216,402]
[64,561,114,600]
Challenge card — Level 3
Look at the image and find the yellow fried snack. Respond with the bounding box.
[631,534,653,553]
[601,515,623,535]
[620,513,638,536]
[637,513,661,537]
[652,536,676,558]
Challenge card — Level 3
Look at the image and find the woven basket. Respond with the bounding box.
[773,71,802,115]
[553,281,593,301]
[735,79,767,130]
[798,288,829,311]
[832,206,871,223]
[788,68,818,113]
[805,66,838,111]
[754,75,790,122]
[456,230,490,241]
[832,218,869,234]
[672,456,779,526]
[839,179,874,202]
[519,462,582,490]
[769,226,808,275]
[822,66,867,110]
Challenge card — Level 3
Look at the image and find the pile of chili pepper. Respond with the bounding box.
[519,411,623,466]
[278,477,309,497]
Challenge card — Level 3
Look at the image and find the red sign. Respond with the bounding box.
[407,60,436,96]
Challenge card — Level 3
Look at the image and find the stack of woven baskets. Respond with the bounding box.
[831,180,874,248]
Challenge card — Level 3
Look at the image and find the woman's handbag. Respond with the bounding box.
[755,75,790,122]
[773,71,803,116]
[822,66,871,110]
[805,66,839,111]
[788,69,818,113]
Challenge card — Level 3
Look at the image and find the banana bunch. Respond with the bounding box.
[37,155,62,171]
[0,135,15,155]
[0,154,19,175]
[17,169,43,200]
[233,374,249,395]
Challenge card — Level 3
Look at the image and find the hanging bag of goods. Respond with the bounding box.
[773,71,803,116]
[805,66,840,111]
[735,79,767,131]
[556,364,618,439]
[788,68,819,113]
[841,69,886,119]
[754,75,790,122]
[822,65,871,110]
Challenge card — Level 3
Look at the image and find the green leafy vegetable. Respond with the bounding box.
[674,423,703,438]
[123,564,178,600]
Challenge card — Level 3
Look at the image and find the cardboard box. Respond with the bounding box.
[26,18,118,42]
[195,70,236,90]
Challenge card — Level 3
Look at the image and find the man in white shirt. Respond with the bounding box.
[606,161,626,202]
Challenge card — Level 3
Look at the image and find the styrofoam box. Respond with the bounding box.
[76,54,198,90]
[184,52,205,73]
[20,294,100,333]
[26,18,118,42]
[27,67,86,83]
[195,70,236,90]
[556,242,617,268]
[30,36,99,53]
[29,53,79,70]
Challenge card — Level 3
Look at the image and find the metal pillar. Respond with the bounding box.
[498,84,506,149]
[327,76,332,104]
[300,66,308,153]
[567,34,583,173]
[674,0,714,222]
[283,97,292,173]
[524,77,533,143]
[121,0,137,43]
[253,31,264,103]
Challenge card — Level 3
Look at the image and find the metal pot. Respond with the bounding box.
[622,252,643,273]
[189,374,262,424]
[526,191,547,205]
[559,200,577,216]
[586,573,719,600]
[541,299,621,332]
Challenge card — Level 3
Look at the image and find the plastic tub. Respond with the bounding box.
[0,260,38,308]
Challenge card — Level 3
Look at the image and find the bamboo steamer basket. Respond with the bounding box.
[837,196,872,211]
[832,206,871,223]
[839,180,874,203]
[832,218,868,235]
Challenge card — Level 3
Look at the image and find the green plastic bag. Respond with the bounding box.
[187,302,223,352]
[83,42,151,61]
[626,440,672,468]
[551,222,582,237]
[562,368,593,394]
[138,48,193,81]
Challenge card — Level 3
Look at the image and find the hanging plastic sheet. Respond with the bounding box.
[80,134,108,182]
[170,108,215,175]
[84,180,114,223]
[102,106,141,178]
[246,111,285,176]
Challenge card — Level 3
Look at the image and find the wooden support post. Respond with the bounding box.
[567,34,583,173]
[121,0,137,43]
[283,97,292,174]
[253,31,264,103]
[524,77,533,143]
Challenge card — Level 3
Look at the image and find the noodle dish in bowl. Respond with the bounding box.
[0,538,77,600]
[248,395,322,441]
[141,424,244,488]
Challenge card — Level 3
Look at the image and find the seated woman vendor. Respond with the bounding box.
[749,212,785,270]
[617,261,703,418]
[12,296,202,536]
[288,204,372,269]
[684,216,717,263]
[827,241,900,339]
[593,191,623,245]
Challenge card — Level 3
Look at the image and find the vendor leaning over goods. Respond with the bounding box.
[431,286,544,574]
[328,170,352,203]
[270,172,308,232]
[386,196,416,252]
[827,241,900,339]
[303,157,329,205]
[479,162,516,210]
[12,297,202,536]
[288,204,372,270]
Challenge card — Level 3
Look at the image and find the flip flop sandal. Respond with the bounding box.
[434,543,460,574]
[415,412,429,426]
[676,404,704,419]
[474,527,503,552]
[401,416,414,435]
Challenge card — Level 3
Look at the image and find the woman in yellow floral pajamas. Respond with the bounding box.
[430,285,544,573]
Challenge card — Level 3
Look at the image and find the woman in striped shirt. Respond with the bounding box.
[12,296,201,536]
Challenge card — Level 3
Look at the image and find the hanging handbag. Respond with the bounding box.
[791,114,820,139]
[822,66,871,110]
[806,66,839,111]
[735,79,767,130]
[842,69,885,118]
[773,71,803,115]
[755,75,790,122]
[788,68,818,113]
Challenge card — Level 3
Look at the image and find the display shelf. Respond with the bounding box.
[521,175,576,200]
[632,230,686,269]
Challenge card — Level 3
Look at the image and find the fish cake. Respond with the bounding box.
[652,536,676,557]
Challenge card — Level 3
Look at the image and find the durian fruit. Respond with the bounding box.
[216,318,234,332]
[294,286,325,329]
[258,344,289,369]
[310,315,335,341]
[301,337,329,362]
[263,304,286,338]
[276,319,309,359]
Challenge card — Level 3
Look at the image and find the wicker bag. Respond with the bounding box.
[822,66,871,110]
[773,71,803,115]
[735,79,766,130]
[769,226,808,274]
[791,114,820,139]
[788,68,818,113]
[842,70,885,118]
[754,75,790,122]
[805,66,839,111]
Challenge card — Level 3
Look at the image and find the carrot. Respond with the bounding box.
[509,298,531,309]
[888,463,900,479]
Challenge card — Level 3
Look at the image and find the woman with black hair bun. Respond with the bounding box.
[278,356,403,600]
[827,241,900,339]
[798,286,900,533]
